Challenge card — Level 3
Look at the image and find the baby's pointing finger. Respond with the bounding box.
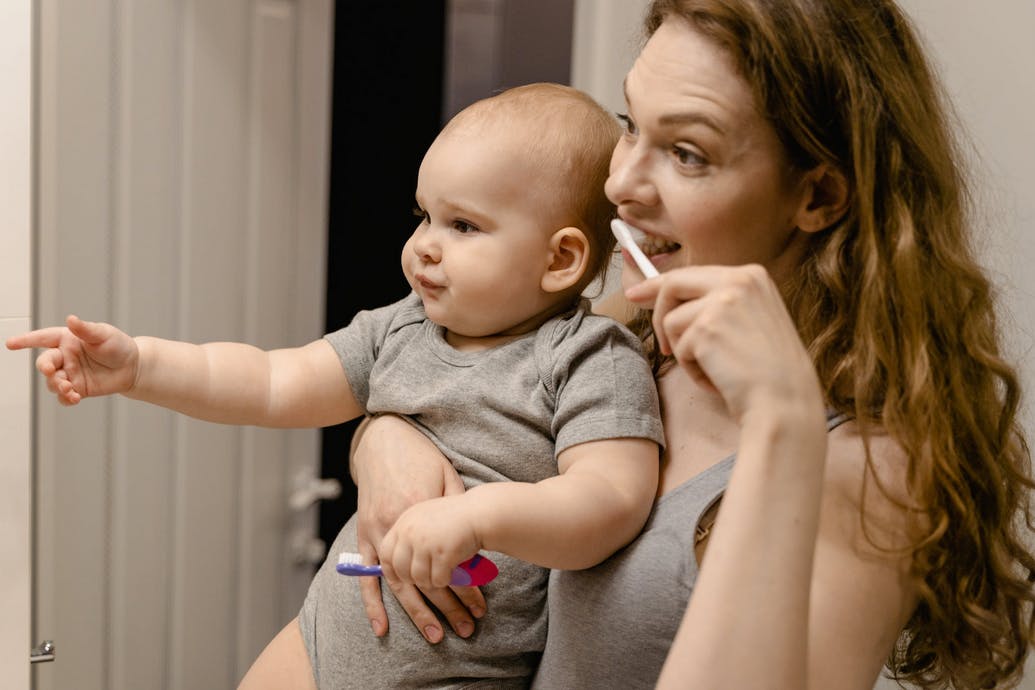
[6,327,69,351]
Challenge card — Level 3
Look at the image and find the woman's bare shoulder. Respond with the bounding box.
[806,419,921,688]
[823,419,917,538]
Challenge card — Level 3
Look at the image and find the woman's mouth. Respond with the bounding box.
[638,234,681,257]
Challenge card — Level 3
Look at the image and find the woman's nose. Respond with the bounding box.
[605,140,658,208]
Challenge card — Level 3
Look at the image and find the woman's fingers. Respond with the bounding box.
[624,264,812,414]
[425,586,481,638]
[625,269,718,354]
[356,539,389,637]
[365,544,483,642]
[451,583,486,621]
[383,579,446,644]
[386,583,481,642]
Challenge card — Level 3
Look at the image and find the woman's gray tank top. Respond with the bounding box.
[532,411,851,689]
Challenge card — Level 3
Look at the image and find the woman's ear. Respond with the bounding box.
[795,163,850,233]
[541,227,590,294]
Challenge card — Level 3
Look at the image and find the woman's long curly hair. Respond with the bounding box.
[639,1,1035,687]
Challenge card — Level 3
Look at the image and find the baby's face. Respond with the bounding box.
[404,129,565,339]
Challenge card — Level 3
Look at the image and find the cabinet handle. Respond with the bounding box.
[31,640,55,664]
[288,476,342,512]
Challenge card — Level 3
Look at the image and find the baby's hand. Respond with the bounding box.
[6,315,140,405]
[379,494,483,590]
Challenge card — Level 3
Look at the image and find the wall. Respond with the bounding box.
[896,0,1035,445]
[886,3,1035,687]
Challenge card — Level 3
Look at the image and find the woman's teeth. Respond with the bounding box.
[639,236,680,257]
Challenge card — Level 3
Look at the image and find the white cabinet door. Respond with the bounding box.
[33,2,333,688]
[0,2,32,689]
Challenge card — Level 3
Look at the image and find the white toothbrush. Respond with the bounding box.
[611,219,659,278]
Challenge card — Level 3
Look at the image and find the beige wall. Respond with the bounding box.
[887,2,1035,687]
[896,0,1035,446]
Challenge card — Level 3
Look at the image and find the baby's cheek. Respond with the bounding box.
[400,255,417,289]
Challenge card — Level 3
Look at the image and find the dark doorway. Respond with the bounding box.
[318,1,448,551]
[319,0,575,558]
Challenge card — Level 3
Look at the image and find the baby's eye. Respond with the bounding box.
[413,207,429,224]
[452,220,479,234]
[616,112,637,137]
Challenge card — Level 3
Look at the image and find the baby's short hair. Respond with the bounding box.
[445,83,621,289]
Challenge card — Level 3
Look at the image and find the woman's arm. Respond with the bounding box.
[658,413,916,689]
[628,266,916,689]
[349,414,488,643]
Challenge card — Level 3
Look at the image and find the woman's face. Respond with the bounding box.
[607,17,812,290]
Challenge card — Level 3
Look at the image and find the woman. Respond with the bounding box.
[352,0,1035,688]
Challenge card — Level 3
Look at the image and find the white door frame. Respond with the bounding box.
[0,1,33,688]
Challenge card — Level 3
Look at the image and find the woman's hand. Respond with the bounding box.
[350,414,487,643]
[6,315,140,405]
[624,264,824,423]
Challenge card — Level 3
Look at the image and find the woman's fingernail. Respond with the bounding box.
[424,625,443,643]
[470,605,485,619]
[370,619,385,636]
[456,620,474,638]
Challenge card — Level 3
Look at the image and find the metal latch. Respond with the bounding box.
[31,640,55,663]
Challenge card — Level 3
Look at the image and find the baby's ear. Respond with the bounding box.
[541,227,590,294]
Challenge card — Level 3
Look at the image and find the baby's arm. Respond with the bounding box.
[7,315,362,428]
[379,437,659,588]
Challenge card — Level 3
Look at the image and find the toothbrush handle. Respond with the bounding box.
[337,554,499,586]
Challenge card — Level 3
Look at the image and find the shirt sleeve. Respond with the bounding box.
[322,292,422,409]
[541,310,665,456]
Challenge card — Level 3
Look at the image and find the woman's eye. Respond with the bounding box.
[616,112,637,136]
[673,146,705,168]
[413,207,429,224]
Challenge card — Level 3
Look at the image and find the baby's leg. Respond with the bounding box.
[238,617,317,690]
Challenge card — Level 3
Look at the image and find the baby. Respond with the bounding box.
[8,82,663,688]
